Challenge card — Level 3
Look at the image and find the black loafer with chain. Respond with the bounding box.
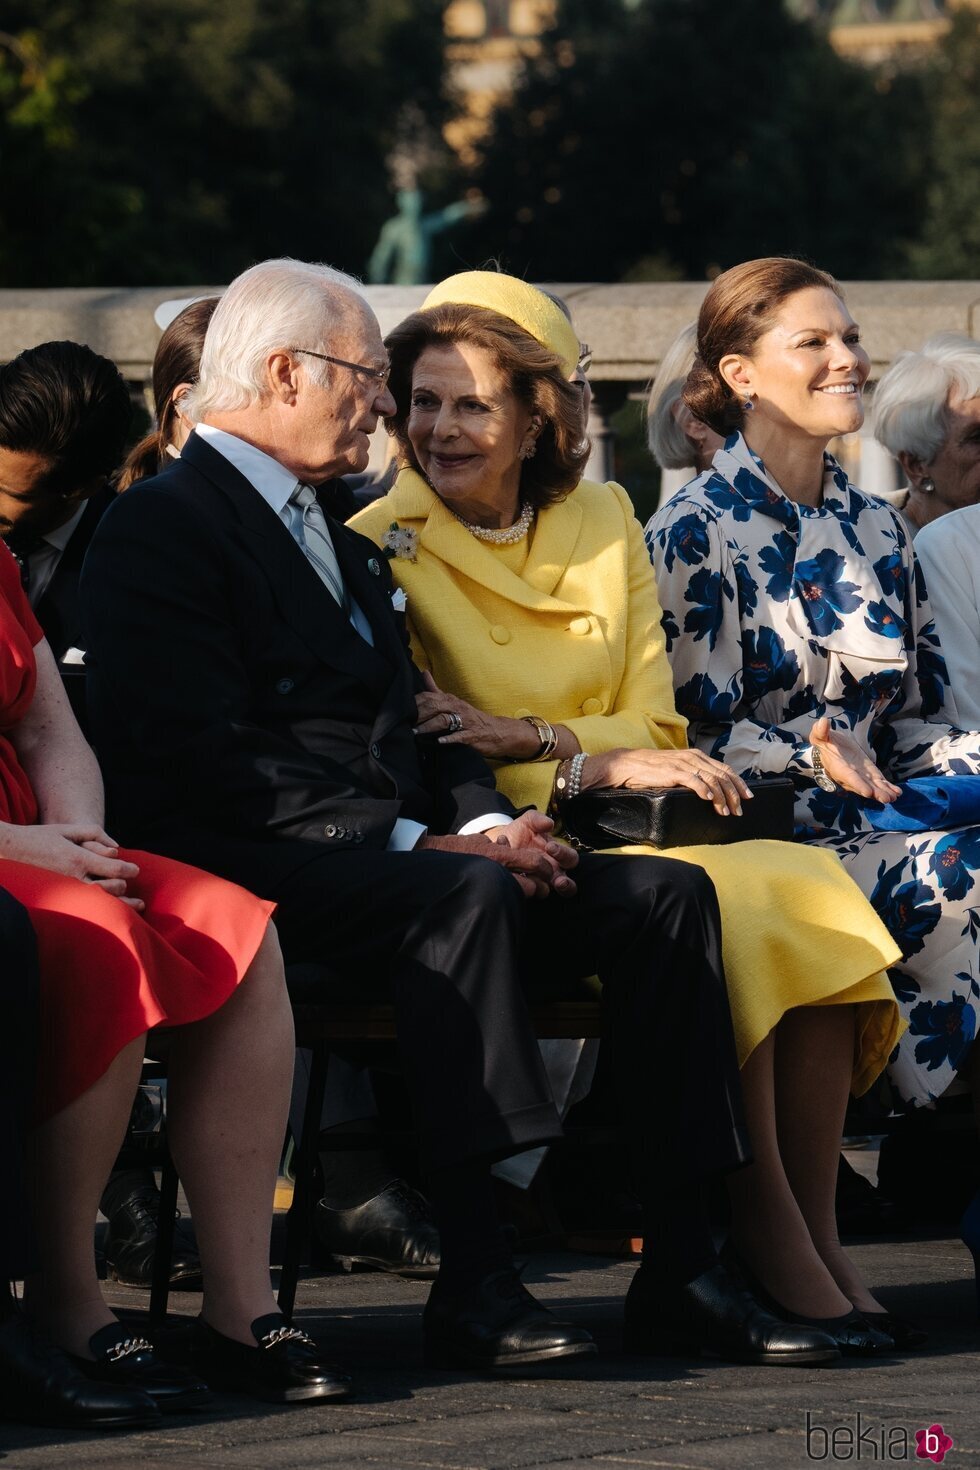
[72,1323,212,1413]
[0,1314,162,1430]
[188,1314,354,1404]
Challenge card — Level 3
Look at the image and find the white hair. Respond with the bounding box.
[646,322,699,470]
[873,331,980,464]
[184,257,366,420]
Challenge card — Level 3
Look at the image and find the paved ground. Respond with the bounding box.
[2,1226,978,1470]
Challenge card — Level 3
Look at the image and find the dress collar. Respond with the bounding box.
[709,432,852,532]
[706,433,909,662]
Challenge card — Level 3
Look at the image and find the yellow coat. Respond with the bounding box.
[353,472,686,813]
[352,472,904,1086]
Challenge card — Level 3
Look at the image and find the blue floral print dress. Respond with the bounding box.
[646,433,980,1111]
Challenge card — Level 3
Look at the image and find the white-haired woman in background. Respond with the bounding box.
[872,331,980,538]
[646,322,724,480]
[893,336,980,726]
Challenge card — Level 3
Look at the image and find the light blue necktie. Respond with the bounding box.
[288,483,350,614]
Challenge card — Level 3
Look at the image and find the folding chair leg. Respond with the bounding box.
[279,1041,329,1319]
[149,1153,179,1325]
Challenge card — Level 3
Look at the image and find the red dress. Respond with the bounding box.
[0,545,275,1120]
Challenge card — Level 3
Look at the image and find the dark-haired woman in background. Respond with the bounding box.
[118,298,220,491]
[647,258,980,1321]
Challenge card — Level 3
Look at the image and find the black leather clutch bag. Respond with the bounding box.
[558,778,796,851]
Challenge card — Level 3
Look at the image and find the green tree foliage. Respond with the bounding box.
[904,7,980,279]
[0,0,449,285]
[470,0,926,282]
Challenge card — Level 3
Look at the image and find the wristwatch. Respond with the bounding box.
[811,745,837,793]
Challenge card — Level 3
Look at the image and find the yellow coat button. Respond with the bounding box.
[490,625,511,644]
[582,698,603,715]
[569,616,591,635]
[514,707,533,719]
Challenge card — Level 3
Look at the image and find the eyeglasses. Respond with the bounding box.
[577,343,592,374]
[291,348,391,390]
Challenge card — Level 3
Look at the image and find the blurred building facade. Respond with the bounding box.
[443,0,974,165]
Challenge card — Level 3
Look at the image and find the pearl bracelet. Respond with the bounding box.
[551,750,589,812]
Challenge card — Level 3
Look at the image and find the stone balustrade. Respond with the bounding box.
[1,280,977,499]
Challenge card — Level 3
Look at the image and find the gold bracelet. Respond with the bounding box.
[523,714,559,762]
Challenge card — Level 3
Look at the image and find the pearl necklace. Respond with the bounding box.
[453,500,535,544]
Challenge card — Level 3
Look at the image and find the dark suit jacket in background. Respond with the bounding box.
[79,432,518,897]
[34,484,116,662]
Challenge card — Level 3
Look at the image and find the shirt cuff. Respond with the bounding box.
[458,813,514,836]
[386,817,428,852]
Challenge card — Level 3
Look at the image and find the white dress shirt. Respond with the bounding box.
[915,504,980,730]
[195,425,511,848]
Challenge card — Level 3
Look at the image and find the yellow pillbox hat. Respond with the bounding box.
[422,271,580,380]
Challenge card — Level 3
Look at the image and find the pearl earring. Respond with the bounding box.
[920,477,936,494]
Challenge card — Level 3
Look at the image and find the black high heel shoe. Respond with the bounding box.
[720,1241,895,1357]
[857,1311,927,1350]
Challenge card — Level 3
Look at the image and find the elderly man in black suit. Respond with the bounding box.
[80,257,836,1373]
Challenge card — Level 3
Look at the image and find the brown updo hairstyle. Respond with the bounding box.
[384,302,590,509]
[117,297,219,490]
[685,257,844,437]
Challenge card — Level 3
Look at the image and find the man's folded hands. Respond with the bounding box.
[417,810,577,899]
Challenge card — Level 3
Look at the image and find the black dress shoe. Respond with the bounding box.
[0,1314,162,1430]
[189,1314,353,1404]
[315,1180,441,1278]
[104,1185,202,1290]
[624,1262,841,1366]
[423,1268,597,1373]
[72,1323,213,1413]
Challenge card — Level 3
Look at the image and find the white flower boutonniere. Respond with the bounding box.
[391,587,408,613]
[382,522,418,562]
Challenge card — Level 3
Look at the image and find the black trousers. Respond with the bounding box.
[0,888,39,1280]
[272,847,750,1186]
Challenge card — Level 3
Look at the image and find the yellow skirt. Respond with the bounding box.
[612,838,904,1095]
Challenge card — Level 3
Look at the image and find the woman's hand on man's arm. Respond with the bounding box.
[414,672,579,761]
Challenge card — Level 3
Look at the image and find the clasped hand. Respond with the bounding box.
[0,822,144,909]
[810,716,901,804]
[418,811,578,900]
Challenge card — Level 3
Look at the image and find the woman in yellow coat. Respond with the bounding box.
[352,271,911,1350]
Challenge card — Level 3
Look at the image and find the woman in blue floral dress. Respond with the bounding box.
[648,258,980,1125]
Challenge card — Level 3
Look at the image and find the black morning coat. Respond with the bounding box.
[78,430,519,895]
